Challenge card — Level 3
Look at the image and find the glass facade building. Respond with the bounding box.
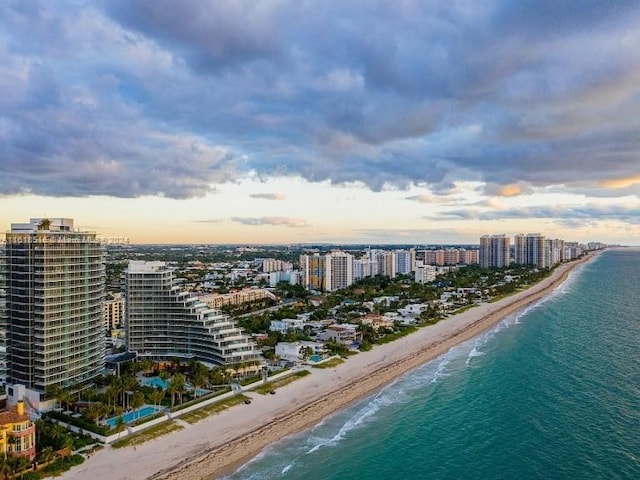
[5,218,105,394]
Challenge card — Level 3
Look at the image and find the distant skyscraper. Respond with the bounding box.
[514,233,547,268]
[325,251,354,292]
[124,261,258,366]
[479,234,511,268]
[300,253,326,291]
[103,292,124,331]
[514,234,527,265]
[376,251,396,278]
[5,218,105,401]
[394,249,415,274]
[526,233,546,268]
[458,248,480,265]
[423,249,445,266]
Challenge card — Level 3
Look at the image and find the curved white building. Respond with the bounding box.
[124,261,258,366]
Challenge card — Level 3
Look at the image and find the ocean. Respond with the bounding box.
[225,249,640,480]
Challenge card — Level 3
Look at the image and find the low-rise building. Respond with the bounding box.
[200,288,277,309]
[415,262,436,283]
[270,317,305,334]
[357,314,395,332]
[275,341,326,362]
[320,323,362,345]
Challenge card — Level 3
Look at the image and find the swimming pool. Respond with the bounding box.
[105,405,161,429]
[309,355,323,362]
[142,377,168,389]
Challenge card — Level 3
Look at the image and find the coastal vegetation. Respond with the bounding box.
[180,394,252,424]
[252,371,311,394]
[111,421,184,449]
[312,358,345,369]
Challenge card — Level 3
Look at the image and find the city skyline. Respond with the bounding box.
[1,2,640,245]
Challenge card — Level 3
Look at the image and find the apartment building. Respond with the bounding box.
[124,261,259,367]
[479,234,511,268]
[104,292,124,331]
[5,218,105,404]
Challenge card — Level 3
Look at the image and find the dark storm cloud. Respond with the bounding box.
[2,0,640,198]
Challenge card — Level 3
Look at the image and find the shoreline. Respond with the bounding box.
[151,254,596,480]
[58,253,596,480]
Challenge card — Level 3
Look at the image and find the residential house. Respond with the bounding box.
[357,314,395,332]
[0,401,36,461]
[275,341,326,362]
[320,323,362,345]
[270,317,305,334]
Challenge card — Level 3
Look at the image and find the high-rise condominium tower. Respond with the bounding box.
[479,234,511,268]
[5,218,105,399]
[124,261,258,366]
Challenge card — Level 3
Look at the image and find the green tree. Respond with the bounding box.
[192,369,208,398]
[58,389,73,412]
[168,373,186,405]
[149,388,165,408]
[114,416,126,439]
[45,385,64,409]
[130,391,145,419]
[38,446,56,465]
[139,359,154,377]
[121,375,138,409]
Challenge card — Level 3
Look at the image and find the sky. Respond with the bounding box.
[1,1,639,245]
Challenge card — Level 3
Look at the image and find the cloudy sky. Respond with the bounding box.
[1,1,639,245]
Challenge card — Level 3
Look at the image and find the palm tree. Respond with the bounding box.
[108,375,123,409]
[167,374,186,406]
[0,456,12,480]
[192,369,208,398]
[170,357,181,373]
[140,359,153,377]
[83,387,97,402]
[58,389,73,412]
[45,384,64,409]
[149,388,164,409]
[166,379,177,408]
[84,403,101,423]
[130,391,145,420]
[39,446,55,466]
[96,401,109,423]
[209,367,229,386]
[121,375,138,410]
[114,416,126,439]
[105,384,119,413]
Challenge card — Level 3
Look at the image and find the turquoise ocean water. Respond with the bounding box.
[225,249,640,480]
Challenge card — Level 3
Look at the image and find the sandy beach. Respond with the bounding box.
[59,254,595,480]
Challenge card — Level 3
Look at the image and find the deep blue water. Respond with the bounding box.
[225,249,640,480]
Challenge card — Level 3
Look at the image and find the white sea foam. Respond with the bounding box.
[465,345,485,366]
[430,355,452,383]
